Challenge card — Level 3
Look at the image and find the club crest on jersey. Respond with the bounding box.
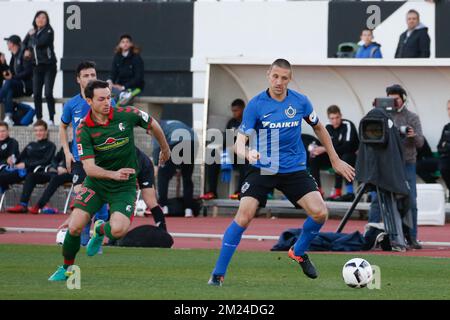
[119,123,125,131]
[94,137,129,152]
[140,110,149,122]
[241,182,250,194]
[285,105,296,119]
[1,144,6,150]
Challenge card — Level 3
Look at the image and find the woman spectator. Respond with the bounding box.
[107,34,144,101]
[23,10,57,125]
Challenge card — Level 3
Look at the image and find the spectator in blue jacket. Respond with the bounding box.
[355,29,382,59]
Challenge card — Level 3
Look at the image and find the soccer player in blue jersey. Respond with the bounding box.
[208,59,355,286]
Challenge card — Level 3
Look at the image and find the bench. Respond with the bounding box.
[202,199,370,218]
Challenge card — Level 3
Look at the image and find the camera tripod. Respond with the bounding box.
[336,182,408,250]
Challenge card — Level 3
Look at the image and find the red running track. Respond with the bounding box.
[1,212,449,258]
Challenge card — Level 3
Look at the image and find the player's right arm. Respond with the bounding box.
[60,103,75,173]
[59,122,74,173]
[77,121,135,181]
[235,99,260,163]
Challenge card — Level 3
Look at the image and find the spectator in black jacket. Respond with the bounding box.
[437,100,450,194]
[23,11,57,124]
[7,144,72,214]
[0,120,56,203]
[416,137,439,184]
[309,105,359,201]
[200,99,249,201]
[395,9,431,58]
[0,121,20,171]
[0,35,33,126]
[107,34,144,98]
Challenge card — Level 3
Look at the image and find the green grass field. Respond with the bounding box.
[1,244,449,300]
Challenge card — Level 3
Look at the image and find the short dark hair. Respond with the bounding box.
[231,99,245,109]
[33,119,47,130]
[76,61,96,76]
[327,105,341,116]
[407,9,420,19]
[270,58,292,71]
[32,11,50,30]
[84,80,110,99]
[361,28,373,34]
[119,34,133,42]
[0,121,9,130]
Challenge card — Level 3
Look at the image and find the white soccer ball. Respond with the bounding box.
[134,199,147,217]
[56,229,67,245]
[342,258,373,288]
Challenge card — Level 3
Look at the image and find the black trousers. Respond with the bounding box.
[310,152,356,189]
[416,157,439,183]
[0,171,24,190]
[33,64,57,121]
[20,172,72,208]
[158,141,196,210]
[439,158,450,191]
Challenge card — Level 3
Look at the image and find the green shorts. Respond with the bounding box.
[73,183,137,219]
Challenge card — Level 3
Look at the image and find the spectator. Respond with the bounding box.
[416,137,439,184]
[200,99,249,200]
[301,133,320,169]
[153,120,198,218]
[0,52,9,87]
[309,105,359,201]
[107,34,144,101]
[0,121,20,174]
[368,84,424,249]
[395,9,431,58]
[437,100,450,195]
[0,120,56,201]
[7,144,71,214]
[355,29,382,58]
[23,11,57,124]
[0,35,33,126]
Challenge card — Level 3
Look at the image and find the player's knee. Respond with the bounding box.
[110,225,128,239]
[235,209,254,227]
[68,226,82,237]
[309,205,328,223]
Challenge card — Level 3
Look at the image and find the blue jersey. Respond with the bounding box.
[239,89,319,173]
[61,94,116,161]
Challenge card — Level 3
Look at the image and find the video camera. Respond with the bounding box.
[360,97,411,145]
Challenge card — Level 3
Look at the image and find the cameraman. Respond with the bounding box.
[437,100,450,195]
[368,84,424,249]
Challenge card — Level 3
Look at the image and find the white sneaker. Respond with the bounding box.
[3,115,14,126]
[47,120,55,126]
[162,206,169,215]
[184,208,193,218]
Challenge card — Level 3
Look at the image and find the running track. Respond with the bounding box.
[1,213,449,258]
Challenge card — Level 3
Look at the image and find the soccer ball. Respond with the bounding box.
[56,229,67,245]
[134,199,147,217]
[342,258,373,288]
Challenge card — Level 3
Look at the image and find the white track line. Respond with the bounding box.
[2,227,450,246]
[2,227,278,241]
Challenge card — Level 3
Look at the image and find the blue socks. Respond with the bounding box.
[213,220,246,276]
[346,183,354,194]
[294,217,323,256]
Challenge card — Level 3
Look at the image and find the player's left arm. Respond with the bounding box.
[148,119,170,165]
[313,122,355,182]
[129,108,171,165]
